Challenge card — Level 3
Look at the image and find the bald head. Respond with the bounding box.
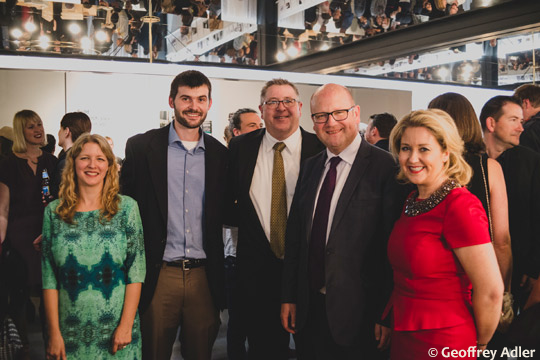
[310,83,360,155]
[310,83,354,110]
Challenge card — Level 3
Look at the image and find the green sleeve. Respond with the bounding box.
[41,204,58,290]
[124,197,146,284]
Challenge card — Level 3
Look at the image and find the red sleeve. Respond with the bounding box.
[442,188,491,249]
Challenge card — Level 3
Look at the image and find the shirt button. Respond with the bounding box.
[185,209,189,213]
[186,229,190,233]
[187,249,190,253]
[186,170,190,174]
[186,190,188,193]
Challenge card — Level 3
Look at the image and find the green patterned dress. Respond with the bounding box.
[42,195,146,359]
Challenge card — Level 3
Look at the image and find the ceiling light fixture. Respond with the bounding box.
[81,36,91,50]
[24,22,37,33]
[95,30,107,42]
[11,28,23,39]
[286,45,299,58]
[38,35,50,49]
[276,51,286,62]
[69,23,81,35]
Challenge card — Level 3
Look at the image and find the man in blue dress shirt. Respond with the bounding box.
[121,70,228,360]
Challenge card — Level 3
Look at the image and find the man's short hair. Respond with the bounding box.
[514,84,540,108]
[169,70,212,100]
[230,108,258,131]
[41,134,56,154]
[260,78,299,104]
[60,112,92,142]
[479,96,522,130]
[370,112,397,138]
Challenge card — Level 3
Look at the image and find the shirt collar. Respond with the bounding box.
[168,122,206,150]
[325,133,361,166]
[263,127,301,155]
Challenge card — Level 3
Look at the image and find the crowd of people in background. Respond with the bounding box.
[1,72,540,360]
[1,0,514,64]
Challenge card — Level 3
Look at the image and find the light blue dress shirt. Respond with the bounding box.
[163,123,206,261]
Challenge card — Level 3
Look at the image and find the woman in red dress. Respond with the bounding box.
[386,109,503,359]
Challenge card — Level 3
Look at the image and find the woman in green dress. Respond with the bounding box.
[41,133,145,360]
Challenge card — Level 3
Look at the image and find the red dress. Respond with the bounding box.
[387,187,491,360]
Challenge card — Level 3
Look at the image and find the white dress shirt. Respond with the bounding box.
[250,128,302,242]
[312,134,362,243]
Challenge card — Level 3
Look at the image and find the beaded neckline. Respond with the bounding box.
[404,179,461,217]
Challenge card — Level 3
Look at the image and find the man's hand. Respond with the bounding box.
[374,323,391,350]
[521,275,537,292]
[280,303,296,334]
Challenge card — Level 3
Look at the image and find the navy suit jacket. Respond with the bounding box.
[282,140,403,346]
[226,128,324,301]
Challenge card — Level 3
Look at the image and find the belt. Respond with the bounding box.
[163,259,206,270]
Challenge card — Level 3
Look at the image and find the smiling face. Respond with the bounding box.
[23,119,45,147]
[259,84,302,141]
[169,85,212,130]
[311,84,360,155]
[75,142,109,190]
[398,126,449,198]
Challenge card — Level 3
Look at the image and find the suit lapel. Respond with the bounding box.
[242,129,264,194]
[204,132,217,212]
[240,130,269,243]
[305,152,327,244]
[147,125,169,225]
[328,140,372,239]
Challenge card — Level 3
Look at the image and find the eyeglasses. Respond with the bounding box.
[311,107,354,124]
[263,98,298,108]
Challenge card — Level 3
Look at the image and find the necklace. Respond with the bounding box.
[404,179,461,217]
[20,150,41,165]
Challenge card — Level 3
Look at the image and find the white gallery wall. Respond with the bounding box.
[0,67,410,157]
[0,55,511,158]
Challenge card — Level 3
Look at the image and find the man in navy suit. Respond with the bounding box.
[227,79,324,359]
[281,83,401,359]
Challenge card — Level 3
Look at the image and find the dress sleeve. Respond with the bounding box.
[41,204,58,289]
[0,157,11,187]
[442,190,491,249]
[124,197,146,284]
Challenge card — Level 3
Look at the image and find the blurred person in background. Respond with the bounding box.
[56,112,92,181]
[0,110,58,359]
[428,93,512,292]
[41,134,56,155]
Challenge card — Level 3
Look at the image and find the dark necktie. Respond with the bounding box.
[309,156,342,291]
[270,142,287,259]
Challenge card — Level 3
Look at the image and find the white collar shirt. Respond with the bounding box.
[313,134,362,243]
[250,127,302,242]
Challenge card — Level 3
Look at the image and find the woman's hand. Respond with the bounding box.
[111,324,132,355]
[46,332,66,360]
[33,234,43,252]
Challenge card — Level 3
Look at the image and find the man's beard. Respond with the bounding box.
[174,107,207,129]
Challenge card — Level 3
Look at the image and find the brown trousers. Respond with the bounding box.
[141,264,220,360]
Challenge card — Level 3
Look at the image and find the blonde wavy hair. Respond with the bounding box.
[56,133,120,224]
[389,109,472,186]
